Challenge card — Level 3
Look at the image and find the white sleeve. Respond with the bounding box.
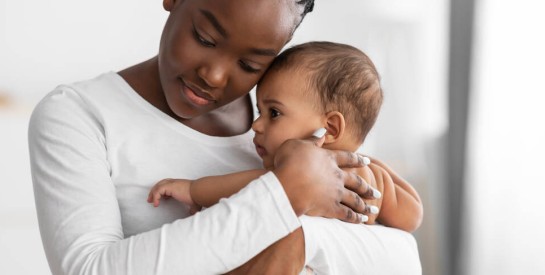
[29,90,300,275]
[301,216,422,275]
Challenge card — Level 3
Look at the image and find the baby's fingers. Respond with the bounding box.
[148,180,170,207]
[151,191,163,207]
[147,188,163,207]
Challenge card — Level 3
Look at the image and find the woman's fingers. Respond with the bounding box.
[335,171,381,220]
[340,188,379,215]
[333,203,368,224]
[273,139,379,221]
[332,150,370,169]
[345,173,382,200]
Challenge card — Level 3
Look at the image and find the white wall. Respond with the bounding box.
[464,0,545,274]
[0,1,448,274]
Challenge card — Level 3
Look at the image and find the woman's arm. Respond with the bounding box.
[29,88,301,274]
[30,87,371,275]
[366,158,424,232]
[229,150,424,275]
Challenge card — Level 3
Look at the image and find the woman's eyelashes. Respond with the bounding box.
[238,60,260,73]
[192,26,215,47]
[193,24,261,74]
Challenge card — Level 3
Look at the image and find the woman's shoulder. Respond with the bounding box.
[32,72,134,121]
[29,72,127,135]
[35,72,117,106]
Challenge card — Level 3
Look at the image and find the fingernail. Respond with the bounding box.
[369,205,380,214]
[357,155,370,166]
[360,214,369,223]
[312,127,327,138]
[373,189,382,199]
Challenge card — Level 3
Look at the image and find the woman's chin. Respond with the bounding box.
[170,103,205,120]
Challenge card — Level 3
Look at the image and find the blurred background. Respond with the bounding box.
[1,0,544,274]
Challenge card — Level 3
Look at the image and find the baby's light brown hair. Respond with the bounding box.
[266,41,383,144]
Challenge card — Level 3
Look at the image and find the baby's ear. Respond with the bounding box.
[324,111,346,145]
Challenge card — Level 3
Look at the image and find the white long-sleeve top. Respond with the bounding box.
[29,72,421,275]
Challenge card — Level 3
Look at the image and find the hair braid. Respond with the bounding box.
[294,0,314,30]
[296,0,315,16]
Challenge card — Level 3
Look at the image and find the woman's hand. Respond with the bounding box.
[272,137,381,224]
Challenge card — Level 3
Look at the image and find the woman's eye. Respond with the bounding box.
[239,60,260,74]
[193,27,215,47]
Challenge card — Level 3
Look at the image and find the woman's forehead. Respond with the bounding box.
[193,0,299,48]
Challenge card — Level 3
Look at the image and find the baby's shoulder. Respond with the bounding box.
[351,162,390,192]
[343,165,377,189]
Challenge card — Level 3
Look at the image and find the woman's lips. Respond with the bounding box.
[180,79,215,106]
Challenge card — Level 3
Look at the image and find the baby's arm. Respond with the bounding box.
[364,158,423,232]
[148,169,267,210]
[190,169,267,207]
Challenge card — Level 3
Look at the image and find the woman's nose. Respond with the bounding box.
[197,59,229,89]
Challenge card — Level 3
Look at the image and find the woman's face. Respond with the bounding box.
[158,0,300,119]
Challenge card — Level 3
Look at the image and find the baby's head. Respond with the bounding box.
[253,41,383,169]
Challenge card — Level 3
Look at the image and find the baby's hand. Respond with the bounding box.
[147,178,201,214]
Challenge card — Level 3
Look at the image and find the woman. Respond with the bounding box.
[29,0,421,274]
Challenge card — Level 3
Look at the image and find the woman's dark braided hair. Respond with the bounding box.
[297,0,314,16]
[295,0,314,28]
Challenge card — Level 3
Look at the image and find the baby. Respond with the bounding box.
[148,41,423,231]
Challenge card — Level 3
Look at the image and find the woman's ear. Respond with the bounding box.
[163,0,176,11]
[323,111,346,145]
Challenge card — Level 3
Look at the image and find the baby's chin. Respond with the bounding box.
[261,157,274,170]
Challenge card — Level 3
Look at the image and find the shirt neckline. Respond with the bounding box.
[107,71,257,146]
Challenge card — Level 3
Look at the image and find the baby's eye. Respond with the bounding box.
[270,108,280,118]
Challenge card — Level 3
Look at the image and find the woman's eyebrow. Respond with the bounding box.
[200,9,228,38]
[250,48,277,57]
[200,9,276,57]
